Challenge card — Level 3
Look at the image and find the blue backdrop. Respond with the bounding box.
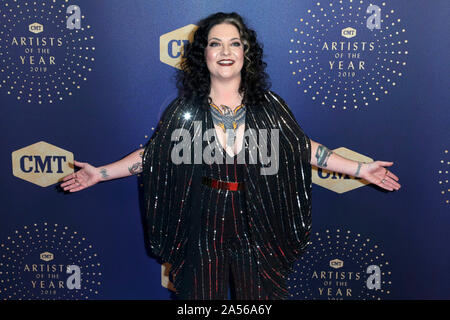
[0,0,448,299]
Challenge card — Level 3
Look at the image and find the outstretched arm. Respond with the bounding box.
[97,148,145,180]
[309,140,401,191]
[60,148,144,192]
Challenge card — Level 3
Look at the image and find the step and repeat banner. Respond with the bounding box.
[0,0,448,300]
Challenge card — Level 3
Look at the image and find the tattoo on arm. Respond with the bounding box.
[315,145,333,167]
[128,162,143,175]
[100,168,109,179]
[128,150,144,175]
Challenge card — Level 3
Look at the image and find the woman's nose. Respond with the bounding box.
[221,44,230,55]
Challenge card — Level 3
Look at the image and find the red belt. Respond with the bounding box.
[202,176,245,191]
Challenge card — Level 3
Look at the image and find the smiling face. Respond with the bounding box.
[205,23,244,83]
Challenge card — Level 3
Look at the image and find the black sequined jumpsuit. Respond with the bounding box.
[175,132,279,300]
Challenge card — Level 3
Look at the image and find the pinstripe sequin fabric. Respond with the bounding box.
[182,125,276,299]
[142,91,312,300]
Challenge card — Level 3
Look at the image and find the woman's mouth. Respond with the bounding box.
[217,59,235,66]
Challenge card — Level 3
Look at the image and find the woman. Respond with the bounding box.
[61,12,401,300]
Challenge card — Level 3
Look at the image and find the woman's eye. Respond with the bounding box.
[232,42,241,46]
[209,42,219,47]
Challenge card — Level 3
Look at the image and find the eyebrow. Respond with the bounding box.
[208,37,241,42]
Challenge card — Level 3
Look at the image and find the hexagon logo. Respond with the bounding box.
[341,27,356,39]
[40,252,54,262]
[161,263,175,292]
[29,22,44,34]
[312,147,373,193]
[160,24,198,69]
[329,258,344,269]
[11,141,74,187]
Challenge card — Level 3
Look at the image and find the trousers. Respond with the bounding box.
[174,153,288,300]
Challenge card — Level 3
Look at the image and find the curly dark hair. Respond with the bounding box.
[176,12,271,109]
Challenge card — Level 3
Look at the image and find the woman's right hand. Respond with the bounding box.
[60,160,102,192]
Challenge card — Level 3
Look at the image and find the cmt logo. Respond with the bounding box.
[40,252,54,262]
[330,259,344,269]
[312,147,373,193]
[11,141,74,187]
[29,22,43,34]
[341,27,356,39]
[160,24,198,69]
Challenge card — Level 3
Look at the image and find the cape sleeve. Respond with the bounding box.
[267,90,312,166]
[240,90,313,298]
[141,96,205,295]
[141,97,187,263]
[268,90,312,254]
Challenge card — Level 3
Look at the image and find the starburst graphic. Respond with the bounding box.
[0,0,95,104]
[0,222,102,300]
[288,228,392,300]
[289,0,408,110]
[438,149,449,205]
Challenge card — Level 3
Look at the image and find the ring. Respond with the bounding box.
[381,179,386,184]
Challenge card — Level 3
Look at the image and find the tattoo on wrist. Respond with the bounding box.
[128,162,143,175]
[315,145,333,167]
[100,168,109,179]
[355,162,363,177]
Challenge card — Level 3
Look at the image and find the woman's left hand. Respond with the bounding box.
[359,161,401,191]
